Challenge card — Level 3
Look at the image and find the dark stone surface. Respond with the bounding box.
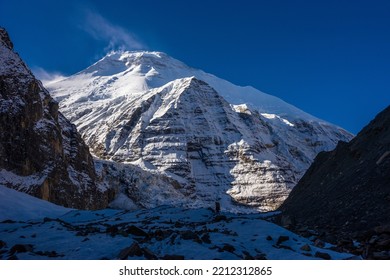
[162,254,185,260]
[117,242,143,259]
[314,251,331,260]
[10,244,33,254]
[276,235,289,245]
[125,225,148,237]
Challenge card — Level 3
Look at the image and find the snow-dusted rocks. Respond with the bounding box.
[0,27,112,209]
[0,188,354,260]
[48,50,352,211]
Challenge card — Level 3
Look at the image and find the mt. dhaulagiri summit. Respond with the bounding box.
[47,51,353,211]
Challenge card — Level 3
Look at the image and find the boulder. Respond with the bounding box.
[162,254,185,260]
[125,225,148,237]
[300,244,311,252]
[276,235,289,245]
[117,242,143,259]
[314,251,331,260]
[10,244,33,254]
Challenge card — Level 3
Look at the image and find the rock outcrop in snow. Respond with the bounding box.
[0,27,113,209]
[48,51,353,211]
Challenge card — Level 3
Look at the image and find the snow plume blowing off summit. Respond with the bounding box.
[81,9,146,52]
[47,50,353,212]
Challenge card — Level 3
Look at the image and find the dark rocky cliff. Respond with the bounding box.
[0,27,112,209]
[280,105,390,259]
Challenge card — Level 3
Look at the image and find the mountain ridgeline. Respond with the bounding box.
[280,105,390,258]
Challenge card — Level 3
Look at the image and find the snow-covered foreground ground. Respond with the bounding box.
[0,186,354,260]
[0,185,70,220]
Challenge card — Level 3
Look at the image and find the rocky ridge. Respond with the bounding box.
[0,27,112,209]
[280,105,390,259]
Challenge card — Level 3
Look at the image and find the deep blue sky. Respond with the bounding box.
[1,0,389,134]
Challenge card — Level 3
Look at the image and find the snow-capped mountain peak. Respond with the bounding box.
[47,50,353,212]
[53,50,328,122]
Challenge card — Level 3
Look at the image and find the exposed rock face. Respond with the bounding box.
[93,77,305,211]
[48,51,352,212]
[0,27,112,209]
[280,105,390,258]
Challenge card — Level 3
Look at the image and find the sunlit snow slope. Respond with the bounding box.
[48,51,352,211]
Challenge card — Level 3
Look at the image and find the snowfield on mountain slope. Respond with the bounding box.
[48,51,322,121]
[0,185,70,220]
[0,186,354,260]
[47,51,353,212]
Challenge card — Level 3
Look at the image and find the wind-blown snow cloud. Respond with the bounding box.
[81,9,146,51]
[32,67,66,86]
